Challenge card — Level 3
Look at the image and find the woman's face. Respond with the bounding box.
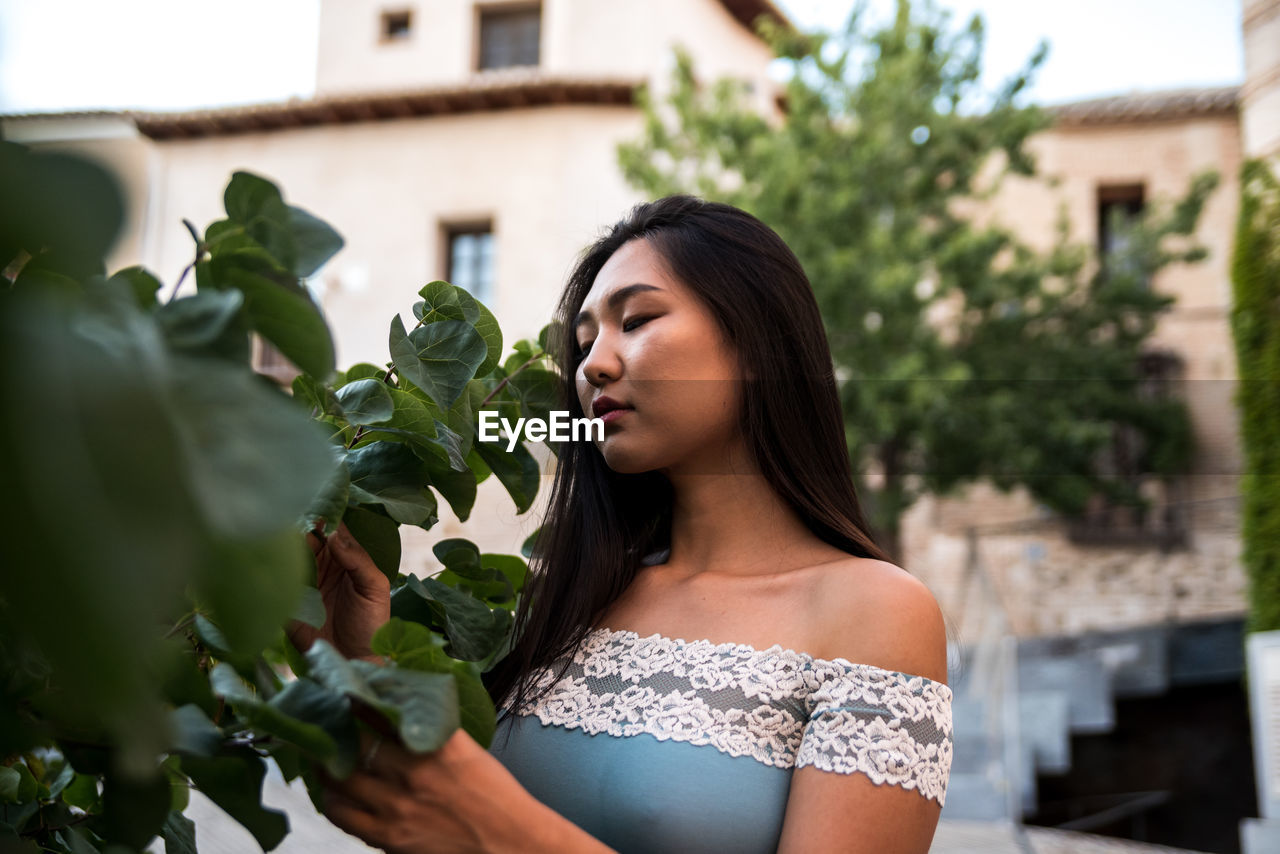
[573,238,748,475]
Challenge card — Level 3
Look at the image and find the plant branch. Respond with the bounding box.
[481,353,546,407]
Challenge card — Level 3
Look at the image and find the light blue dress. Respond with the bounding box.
[488,627,953,853]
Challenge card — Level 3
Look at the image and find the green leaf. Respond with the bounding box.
[102,768,170,850]
[335,378,394,426]
[292,373,344,419]
[224,172,286,226]
[346,441,437,528]
[453,288,502,376]
[474,439,541,514]
[389,316,487,410]
[303,641,459,753]
[61,774,101,812]
[433,538,482,572]
[161,811,197,854]
[0,767,20,804]
[292,586,327,629]
[341,505,402,584]
[181,752,288,852]
[197,529,311,655]
[424,457,477,522]
[417,576,512,662]
[414,281,468,324]
[168,357,338,538]
[452,660,497,748]
[370,619,451,672]
[342,362,387,384]
[521,528,540,559]
[282,206,344,279]
[156,290,245,351]
[170,704,224,757]
[480,553,528,606]
[208,253,335,379]
[302,451,349,536]
[108,266,163,310]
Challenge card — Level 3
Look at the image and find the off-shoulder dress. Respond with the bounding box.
[488,626,953,853]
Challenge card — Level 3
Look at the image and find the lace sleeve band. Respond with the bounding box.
[796,664,953,804]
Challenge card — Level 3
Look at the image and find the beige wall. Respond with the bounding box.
[904,110,1248,636]
[1243,0,1280,158]
[317,0,776,108]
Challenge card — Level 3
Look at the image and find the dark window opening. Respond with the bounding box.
[478,4,541,70]
[445,224,495,304]
[381,9,413,41]
[1097,184,1146,279]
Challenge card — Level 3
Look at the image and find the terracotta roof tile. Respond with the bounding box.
[1049,86,1239,126]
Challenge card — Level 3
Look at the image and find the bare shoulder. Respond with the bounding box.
[808,556,948,685]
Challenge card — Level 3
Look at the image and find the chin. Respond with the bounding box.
[595,437,669,475]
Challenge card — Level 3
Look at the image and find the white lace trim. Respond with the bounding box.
[512,627,953,804]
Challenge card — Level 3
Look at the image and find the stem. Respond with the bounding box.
[168,219,206,305]
[163,612,197,640]
[481,353,545,407]
[345,425,366,450]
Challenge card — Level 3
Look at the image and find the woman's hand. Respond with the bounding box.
[288,522,391,663]
[322,729,615,854]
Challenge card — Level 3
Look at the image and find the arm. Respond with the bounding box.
[776,565,950,854]
[323,729,617,854]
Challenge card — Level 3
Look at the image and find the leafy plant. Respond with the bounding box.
[618,1,1213,558]
[0,143,557,853]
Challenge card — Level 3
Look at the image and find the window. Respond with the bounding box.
[253,335,298,386]
[445,224,495,304]
[1097,183,1145,278]
[380,9,413,41]
[477,4,541,70]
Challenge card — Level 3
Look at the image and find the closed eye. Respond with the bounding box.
[574,316,657,363]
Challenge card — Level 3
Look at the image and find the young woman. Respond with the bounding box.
[307,196,953,853]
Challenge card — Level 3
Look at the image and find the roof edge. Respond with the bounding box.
[1048,85,1240,127]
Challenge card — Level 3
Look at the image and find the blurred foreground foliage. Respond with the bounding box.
[0,142,557,853]
[620,0,1217,558]
[1232,159,1280,633]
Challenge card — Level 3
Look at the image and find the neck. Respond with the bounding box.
[663,453,824,577]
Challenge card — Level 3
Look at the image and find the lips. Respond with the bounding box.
[591,395,633,422]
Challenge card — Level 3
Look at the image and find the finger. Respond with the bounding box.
[333,764,409,806]
[323,787,387,847]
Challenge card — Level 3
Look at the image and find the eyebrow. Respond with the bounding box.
[573,283,663,330]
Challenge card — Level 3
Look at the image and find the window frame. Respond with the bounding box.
[379,8,414,43]
[440,219,496,305]
[472,1,543,72]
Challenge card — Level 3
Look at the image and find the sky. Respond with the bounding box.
[0,0,1244,114]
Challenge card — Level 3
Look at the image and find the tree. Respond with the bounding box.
[0,144,558,853]
[619,0,1215,559]
[1231,159,1280,633]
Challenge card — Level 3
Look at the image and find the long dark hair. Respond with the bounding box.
[485,195,886,714]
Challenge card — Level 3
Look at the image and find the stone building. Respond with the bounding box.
[2,1,1262,850]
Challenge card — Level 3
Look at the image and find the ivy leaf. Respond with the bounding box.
[107,266,163,310]
[415,576,512,662]
[181,752,289,852]
[207,252,335,379]
[414,281,468,324]
[389,315,487,410]
[161,811,197,854]
[346,441,438,528]
[167,356,338,539]
[102,768,171,850]
[170,704,224,757]
[292,373,344,419]
[424,456,478,522]
[156,290,245,351]
[371,618,451,672]
[292,586,327,629]
[474,439,541,514]
[224,171,286,226]
[335,378,394,426]
[304,641,459,753]
[342,505,402,584]
[302,450,349,536]
[452,287,503,376]
[452,660,497,748]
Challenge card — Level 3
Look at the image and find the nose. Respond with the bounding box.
[579,330,622,388]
